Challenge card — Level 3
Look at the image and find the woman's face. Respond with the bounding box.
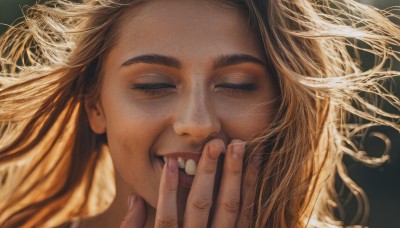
[86,0,277,210]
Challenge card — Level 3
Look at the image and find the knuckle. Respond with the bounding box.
[221,198,240,213]
[191,198,212,212]
[120,219,129,228]
[242,203,254,218]
[229,164,242,175]
[156,217,178,228]
[200,162,217,174]
[166,185,178,192]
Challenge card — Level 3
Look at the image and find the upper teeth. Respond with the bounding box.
[177,157,185,169]
[164,156,197,176]
[184,159,196,175]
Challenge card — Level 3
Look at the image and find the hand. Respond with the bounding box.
[119,138,259,228]
[120,195,147,228]
[156,138,258,228]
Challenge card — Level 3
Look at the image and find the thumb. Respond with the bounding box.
[120,195,147,228]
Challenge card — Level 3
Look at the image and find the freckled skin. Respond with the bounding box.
[86,0,277,225]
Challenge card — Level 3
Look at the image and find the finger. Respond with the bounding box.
[211,140,245,228]
[120,195,147,228]
[155,158,179,228]
[237,155,260,228]
[183,139,225,227]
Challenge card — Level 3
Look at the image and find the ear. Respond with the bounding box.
[84,97,106,134]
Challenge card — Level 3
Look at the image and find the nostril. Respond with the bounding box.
[173,127,222,146]
[172,109,221,141]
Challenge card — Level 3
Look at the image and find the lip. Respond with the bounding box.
[160,152,201,162]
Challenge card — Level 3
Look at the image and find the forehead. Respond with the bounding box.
[106,0,263,62]
[118,0,248,28]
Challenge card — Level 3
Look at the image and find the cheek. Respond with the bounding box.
[100,97,167,195]
[104,111,163,167]
[217,99,275,140]
[105,120,163,207]
[106,125,146,181]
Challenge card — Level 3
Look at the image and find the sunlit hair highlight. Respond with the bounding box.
[0,0,399,227]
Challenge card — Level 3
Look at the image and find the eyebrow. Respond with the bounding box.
[213,54,266,69]
[121,54,181,68]
[120,54,265,69]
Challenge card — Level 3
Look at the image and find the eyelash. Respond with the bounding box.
[215,83,256,91]
[131,83,175,96]
[131,83,256,96]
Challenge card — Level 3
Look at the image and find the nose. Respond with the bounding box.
[173,92,221,143]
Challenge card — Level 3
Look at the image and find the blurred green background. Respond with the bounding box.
[1,0,399,227]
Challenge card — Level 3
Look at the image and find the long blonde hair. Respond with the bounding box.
[0,0,399,227]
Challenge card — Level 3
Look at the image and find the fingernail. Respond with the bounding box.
[128,195,137,210]
[168,157,178,173]
[221,144,227,154]
[232,142,245,160]
[208,139,224,160]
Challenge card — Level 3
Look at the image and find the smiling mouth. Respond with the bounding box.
[157,154,198,189]
[157,153,225,189]
[162,154,199,175]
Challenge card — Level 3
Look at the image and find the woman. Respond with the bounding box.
[0,0,399,227]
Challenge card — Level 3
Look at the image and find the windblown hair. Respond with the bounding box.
[0,0,399,227]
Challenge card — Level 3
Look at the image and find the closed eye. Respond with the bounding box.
[216,83,256,91]
[131,83,175,96]
[131,83,175,90]
[215,83,257,97]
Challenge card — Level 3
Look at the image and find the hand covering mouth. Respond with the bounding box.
[159,152,201,176]
[157,151,225,190]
